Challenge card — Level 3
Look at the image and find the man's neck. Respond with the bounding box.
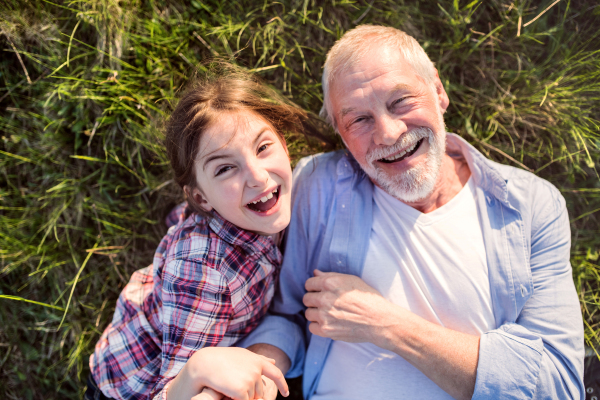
[397,154,471,214]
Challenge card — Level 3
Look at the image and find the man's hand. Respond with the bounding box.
[258,375,280,400]
[304,270,480,400]
[302,270,394,347]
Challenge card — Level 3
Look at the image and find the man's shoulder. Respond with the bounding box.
[482,157,566,216]
[292,149,353,188]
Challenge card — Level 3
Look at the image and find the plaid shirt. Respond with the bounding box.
[90,203,282,400]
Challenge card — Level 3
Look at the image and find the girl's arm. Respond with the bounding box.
[166,347,288,400]
[150,257,287,400]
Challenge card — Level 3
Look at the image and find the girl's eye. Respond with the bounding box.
[215,166,233,176]
[257,143,270,154]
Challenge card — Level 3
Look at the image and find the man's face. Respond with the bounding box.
[330,45,450,203]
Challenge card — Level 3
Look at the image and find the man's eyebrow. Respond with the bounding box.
[340,107,355,118]
[391,83,412,93]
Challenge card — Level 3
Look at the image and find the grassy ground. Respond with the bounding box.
[0,0,599,399]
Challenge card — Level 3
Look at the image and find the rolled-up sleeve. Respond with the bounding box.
[237,314,306,377]
[474,183,584,399]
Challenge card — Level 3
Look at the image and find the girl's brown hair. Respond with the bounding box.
[165,61,307,216]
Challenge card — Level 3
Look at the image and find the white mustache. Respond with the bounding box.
[366,127,432,164]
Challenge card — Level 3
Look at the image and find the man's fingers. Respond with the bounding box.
[304,307,319,322]
[308,322,325,338]
[260,361,289,397]
[257,355,276,364]
[305,275,326,292]
[254,377,264,400]
[192,388,225,400]
[302,292,321,308]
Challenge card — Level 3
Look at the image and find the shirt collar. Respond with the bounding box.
[444,133,509,204]
[200,211,276,256]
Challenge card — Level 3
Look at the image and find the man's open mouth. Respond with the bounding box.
[378,138,425,164]
[246,186,280,213]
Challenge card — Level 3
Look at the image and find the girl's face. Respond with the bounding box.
[190,110,293,236]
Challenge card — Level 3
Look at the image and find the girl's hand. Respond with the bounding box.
[191,377,278,400]
[191,387,225,400]
[167,347,289,400]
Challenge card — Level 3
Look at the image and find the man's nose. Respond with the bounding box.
[373,115,407,146]
[245,160,270,187]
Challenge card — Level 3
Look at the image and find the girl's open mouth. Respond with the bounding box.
[378,138,425,164]
[246,186,280,213]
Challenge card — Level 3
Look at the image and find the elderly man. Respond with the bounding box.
[242,25,584,399]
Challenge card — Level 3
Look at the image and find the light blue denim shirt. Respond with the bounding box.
[240,133,584,399]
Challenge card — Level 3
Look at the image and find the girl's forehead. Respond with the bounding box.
[197,110,270,157]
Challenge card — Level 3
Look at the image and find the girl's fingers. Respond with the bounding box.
[192,387,225,400]
[260,361,289,397]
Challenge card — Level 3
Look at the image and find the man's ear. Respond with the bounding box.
[184,185,213,212]
[433,69,450,113]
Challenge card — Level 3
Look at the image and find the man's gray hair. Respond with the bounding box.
[320,25,437,131]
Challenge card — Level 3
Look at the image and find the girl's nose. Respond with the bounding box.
[246,161,270,187]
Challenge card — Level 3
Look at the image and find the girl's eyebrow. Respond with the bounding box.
[203,153,229,171]
[202,128,270,171]
[252,128,269,145]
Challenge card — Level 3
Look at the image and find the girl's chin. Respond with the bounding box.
[248,215,291,237]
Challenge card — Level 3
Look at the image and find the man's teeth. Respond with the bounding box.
[382,141,418,162]
[249,188,278,205]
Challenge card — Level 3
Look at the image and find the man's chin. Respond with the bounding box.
[365,153,441,203]
[379,178,436,203]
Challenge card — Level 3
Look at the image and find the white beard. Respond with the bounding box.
[358,126,447,203]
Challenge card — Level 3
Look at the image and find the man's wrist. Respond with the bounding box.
[363,299,408,352]
[247,343,291,375]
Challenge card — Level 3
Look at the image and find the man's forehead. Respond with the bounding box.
[338,45,408,78]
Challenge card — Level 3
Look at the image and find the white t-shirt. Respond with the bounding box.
[313,177,496,400]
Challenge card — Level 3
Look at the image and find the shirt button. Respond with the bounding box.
[342,204,345,208]
[337,260,342,265]
[486,195,495,206]
[520,284,526,297]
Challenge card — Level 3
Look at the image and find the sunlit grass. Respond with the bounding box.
[1,0,599,398]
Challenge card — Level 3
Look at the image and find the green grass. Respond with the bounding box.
[1,0,599,398]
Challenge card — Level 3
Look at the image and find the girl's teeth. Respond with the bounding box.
[248,187,279,205]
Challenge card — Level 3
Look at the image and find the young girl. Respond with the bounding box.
[88,63,306,400]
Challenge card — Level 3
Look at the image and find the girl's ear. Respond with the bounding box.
[184,185,213,212]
